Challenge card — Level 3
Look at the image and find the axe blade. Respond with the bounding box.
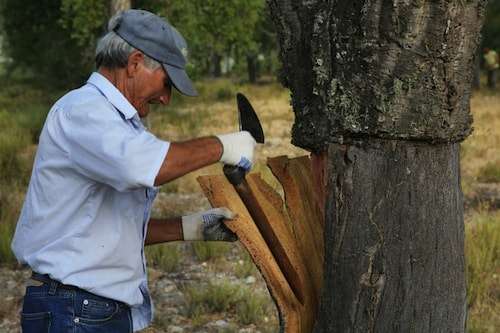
[237,93,265,144]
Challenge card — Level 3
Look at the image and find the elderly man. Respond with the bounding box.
[11,9,256,333]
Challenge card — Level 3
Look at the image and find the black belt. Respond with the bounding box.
[31,272,81,291]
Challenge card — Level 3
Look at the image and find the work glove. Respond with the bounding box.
[216,131,257,172]
[181,207,238,241]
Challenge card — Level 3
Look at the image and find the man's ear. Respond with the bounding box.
[127,51,145,77]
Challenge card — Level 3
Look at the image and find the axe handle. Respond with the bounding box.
[227,175,305,305]
[222,165,246,186]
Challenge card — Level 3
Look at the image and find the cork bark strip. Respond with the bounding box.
[267,155,325,305]
[197,155,324,332]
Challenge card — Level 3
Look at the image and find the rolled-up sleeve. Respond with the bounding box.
[57,101,169,192]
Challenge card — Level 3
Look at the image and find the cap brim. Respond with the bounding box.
[163,64,198,97]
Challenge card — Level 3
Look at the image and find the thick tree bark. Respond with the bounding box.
[267,0,487,332]
[269,1,486,150]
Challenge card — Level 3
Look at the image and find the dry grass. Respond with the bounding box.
[0,78,498,332]
[182,279,276,330]
[465,210,500,333]
[462,92,500,191]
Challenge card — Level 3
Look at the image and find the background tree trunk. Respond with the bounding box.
[487,69,498,89]
[473,50,481,90]
[110,0,131,16]
[211,53,222,77]
[247,54,258,83]
[267,0,487,332]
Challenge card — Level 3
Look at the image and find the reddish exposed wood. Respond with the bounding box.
[268,156,324,299]
[311,152,327,219]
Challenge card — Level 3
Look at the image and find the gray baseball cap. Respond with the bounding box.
[114,9,198,96]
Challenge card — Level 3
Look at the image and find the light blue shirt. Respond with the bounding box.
[11,72,170,331]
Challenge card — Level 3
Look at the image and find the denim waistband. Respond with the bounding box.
[30,272,129,308]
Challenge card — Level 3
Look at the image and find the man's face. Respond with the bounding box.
[128,60,172,118]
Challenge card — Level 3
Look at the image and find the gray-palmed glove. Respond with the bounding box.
[181,207,238,241]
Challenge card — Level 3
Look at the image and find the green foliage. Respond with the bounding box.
[168,1,263,52]
[59,0,108,48]
[0,0,276,85]
[155,0,267,76]
[0,0,94,86]
[483,0,500,49]
[146,243,182,272]
[477,161,500,183]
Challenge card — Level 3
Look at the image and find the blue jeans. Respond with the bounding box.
[21,273,132,333]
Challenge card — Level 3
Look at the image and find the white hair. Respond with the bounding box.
[95,12,161,70]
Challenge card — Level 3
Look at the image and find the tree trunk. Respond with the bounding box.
[267,0,487,332]
[247,54,258,83]
[473,50,481,90]
[212,53,222,77]
[323,140,465,332]
[110,0,131,16]
[487,69,497,89]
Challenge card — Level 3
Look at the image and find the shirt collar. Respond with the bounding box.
[87,72,137,120]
